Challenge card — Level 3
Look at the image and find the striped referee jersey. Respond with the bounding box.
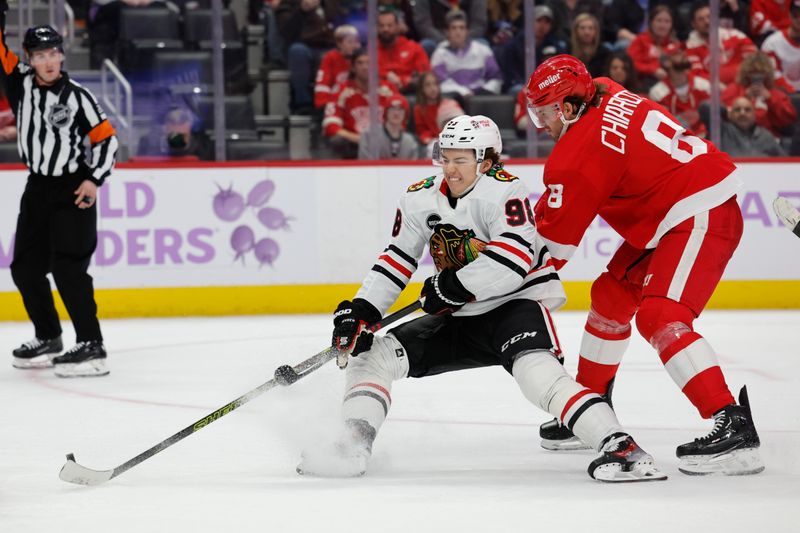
[0,27,117,183]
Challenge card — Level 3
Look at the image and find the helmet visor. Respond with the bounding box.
[527,102,562,129]
[431,140,443,166]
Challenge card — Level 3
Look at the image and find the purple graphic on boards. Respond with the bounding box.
[211,179,292,266]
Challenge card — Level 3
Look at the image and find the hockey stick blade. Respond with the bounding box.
[774,196,800,238]
[59,453,114,486]
[60,299,423,485]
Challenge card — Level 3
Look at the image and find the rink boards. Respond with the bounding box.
[0,160,798,318]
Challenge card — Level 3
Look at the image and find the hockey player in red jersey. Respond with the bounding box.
[525,55,764,476]
[297,115,667,482]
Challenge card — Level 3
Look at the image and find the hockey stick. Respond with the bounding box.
[59,299,423,486]
[774,196,800,238]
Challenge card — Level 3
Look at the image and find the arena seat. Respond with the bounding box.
[463,94,516,131]
[152,51,214,94]
[195,95,259,137]
[118,6,182,74]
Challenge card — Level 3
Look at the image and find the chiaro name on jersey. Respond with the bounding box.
[600,90,644,155]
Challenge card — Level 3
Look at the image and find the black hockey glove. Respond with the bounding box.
[421,269,474,315]
[332,298,382,365]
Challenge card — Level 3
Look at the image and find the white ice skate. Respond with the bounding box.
[296,419,375,478]
[588,433,668,483]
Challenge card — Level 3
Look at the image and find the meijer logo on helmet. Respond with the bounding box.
[537,73,561,90]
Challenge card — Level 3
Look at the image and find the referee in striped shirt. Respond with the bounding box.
[2,1,118,377]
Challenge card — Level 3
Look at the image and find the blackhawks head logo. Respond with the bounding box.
[487,165,518,182]
[429,223,487,272]
[407,175,436,192]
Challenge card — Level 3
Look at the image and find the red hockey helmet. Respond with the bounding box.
[525,54,595,128]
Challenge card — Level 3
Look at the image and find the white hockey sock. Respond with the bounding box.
[342,334,409,433]
[513,350,623,450]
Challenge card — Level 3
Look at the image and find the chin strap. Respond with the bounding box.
[557,102,587,141]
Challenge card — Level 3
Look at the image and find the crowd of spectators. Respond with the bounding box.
[3,0,799,161]
[265,0,800,159]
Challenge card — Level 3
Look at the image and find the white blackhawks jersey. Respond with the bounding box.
[355,165,566,316]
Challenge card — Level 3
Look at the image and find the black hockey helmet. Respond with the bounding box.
[23,25,63,54]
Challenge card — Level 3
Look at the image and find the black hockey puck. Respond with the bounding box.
[274,365,298,386]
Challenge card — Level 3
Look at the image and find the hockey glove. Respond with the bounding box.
[332,298,382,368]
[421,269,474,315]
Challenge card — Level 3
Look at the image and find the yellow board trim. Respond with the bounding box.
[0,280,798,320]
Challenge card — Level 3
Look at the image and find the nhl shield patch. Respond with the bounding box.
[46,103,73,128]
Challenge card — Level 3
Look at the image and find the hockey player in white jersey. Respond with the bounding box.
[297,115,667,482]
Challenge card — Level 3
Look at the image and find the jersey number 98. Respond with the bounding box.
[505,197,536,226]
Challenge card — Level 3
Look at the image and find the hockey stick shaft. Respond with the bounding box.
[59,299,422,485]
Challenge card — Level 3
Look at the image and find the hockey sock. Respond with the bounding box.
[513,350,623,450]
[575,308,631,395]
[341,334,409,433]
[637,299,734,418]
[652,327,735,418]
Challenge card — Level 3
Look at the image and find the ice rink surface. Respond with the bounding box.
[1,310,798,532]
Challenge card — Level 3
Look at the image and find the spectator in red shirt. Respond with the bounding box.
[686,2,756,85]
[322,49,406,159]
[721,51,797,138]
[378,8,430,93]
[628,5,679,89]
[751,0,793,42]
[649,42,711,136]
[413,71,465,153]
[761,1,800,91]
[314,25,360,110]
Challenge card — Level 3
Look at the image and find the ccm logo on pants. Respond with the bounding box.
[502,332,538,352]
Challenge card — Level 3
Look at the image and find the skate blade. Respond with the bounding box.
[541,436,592,451]
[12,354,56,369]
[593,462,669,483]
[54,359,110,378]
[678,447,765,476]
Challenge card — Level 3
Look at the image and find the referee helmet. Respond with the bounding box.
[23,25,63,53]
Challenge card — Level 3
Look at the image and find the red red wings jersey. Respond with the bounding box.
[762,29,800,91]
[750,0,792,37]
[314,49,352,109]
[322,81,401,137]
[685,28,756,85]
[535,78,741,267]
[648,73,711,135]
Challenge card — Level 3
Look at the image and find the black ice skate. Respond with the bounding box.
[12,336,63,369]
[676,386,764,476]
[540,379,615,451]
[53,341,109,378]
[588,433,667,482]
[297,419,376,477]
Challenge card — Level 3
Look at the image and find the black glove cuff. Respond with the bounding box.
[351,298,382,326]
